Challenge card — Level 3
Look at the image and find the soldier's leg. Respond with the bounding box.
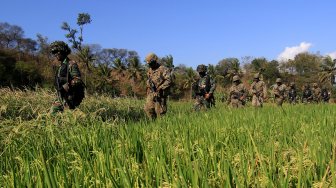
[259,98,263,107]
[230,99,238,108]
[237,100,244,108]
[155,97,167,117]
[204,99,211,108]
[276,98,283,106]
[193,97,203,111]
[252,96,258,107]
[50,98,64,115]
[144,93,156,119]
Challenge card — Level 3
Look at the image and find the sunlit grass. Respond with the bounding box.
[1,88,336,187]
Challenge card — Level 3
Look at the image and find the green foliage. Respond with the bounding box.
[14,61,42,87]
[0,51,16,86]
[1,21,335,101]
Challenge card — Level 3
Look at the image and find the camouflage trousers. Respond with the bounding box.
[229,99,245,108]
[144,93,167,119]
[313,98,320,103]
[302,98,312,104]
[252,95,263,107]
[194,96,212,111]
[289,98,296,104]
[275,97,284,106]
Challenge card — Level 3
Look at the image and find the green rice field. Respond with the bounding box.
[1,88,336,187]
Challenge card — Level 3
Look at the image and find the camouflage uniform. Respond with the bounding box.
[288,82,297,104]
[50,41,84,114]
[321,87,330,103]
[228,75,248,108]
[192,64,216,110]
[250,74,267,107]
[144,53,172,119]
[311,83,321,103]
[272,78,287,106]
[302,84,313,104]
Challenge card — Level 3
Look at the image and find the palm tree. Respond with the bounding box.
[207,64,216,78]
[183,67,197,89]
[161,55,174,69]
[319,56,336,87]
[127,57,143,83]
[225,61,242,82]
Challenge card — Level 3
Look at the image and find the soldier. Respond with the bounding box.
[228,75,248,108]
[302,84,313,104]
[250,73,267,107]
[192,64,216,110]
[288,82,297,104]
[144,53,172,119]
[321,86,330,103]
[311,83,321,103]
[272,78,287,106]
[50,41,85,115]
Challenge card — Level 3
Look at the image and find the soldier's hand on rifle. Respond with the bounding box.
[62,83,70,92]
[205,93,212,99]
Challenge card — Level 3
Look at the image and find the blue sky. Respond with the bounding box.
[1,0,335,67]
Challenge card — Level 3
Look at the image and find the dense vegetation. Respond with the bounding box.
[1,13,336,99]
[1,89,336,187]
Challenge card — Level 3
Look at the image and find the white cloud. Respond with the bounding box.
[326,51,336,60]
[277,42,312,61]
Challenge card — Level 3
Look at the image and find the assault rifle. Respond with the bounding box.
[148,77,157,93]
[148,77,162,104]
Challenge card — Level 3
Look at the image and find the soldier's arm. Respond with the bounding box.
[262,82,267,98]
[283,85,288,97]
[242,86,248,99]
[272,86,279,97]
[145,72,151,93]
[157,68,171,91]
[250,83,257,94]
[228,87,234,97]
[69,61,81,78]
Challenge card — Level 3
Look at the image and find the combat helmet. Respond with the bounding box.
[253,73,260,79]
[145,53,159,63]
[313,83,318,87]
[50,41,71,55]
[233,75,240,82]
[196,64,207,72]
[276,78,282,83]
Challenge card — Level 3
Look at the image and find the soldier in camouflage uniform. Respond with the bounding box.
[302,84,313,104]
[228,75,248,108]
[144,53,172,119]
[288,82,297,104]
[321,86,330,103]
[272,78,287,106]
[250,73,267,107]
[192,64,216,110]
[50,41,85,115]
[311,83,321,103]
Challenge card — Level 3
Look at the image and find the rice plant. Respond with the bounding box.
[1,88,336,187]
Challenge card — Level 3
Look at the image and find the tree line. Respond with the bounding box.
[1,13,335,100]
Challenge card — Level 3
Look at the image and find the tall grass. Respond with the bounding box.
[1,88,336,187]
